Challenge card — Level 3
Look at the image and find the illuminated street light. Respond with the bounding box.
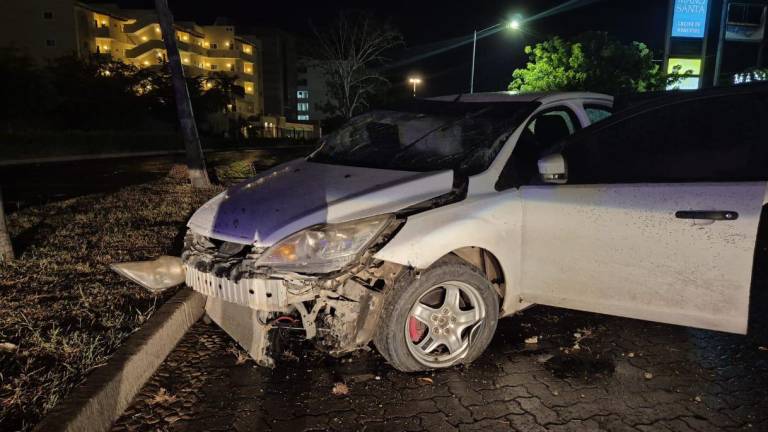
[408,77,422,97]
[471,15,523,94]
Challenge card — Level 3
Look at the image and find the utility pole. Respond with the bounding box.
[470,30,477,94]
[0,187,14,261]
[155,0,210,188]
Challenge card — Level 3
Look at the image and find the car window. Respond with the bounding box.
[496,106,581,190]
[584,105,612,124]
[563,92,768,184]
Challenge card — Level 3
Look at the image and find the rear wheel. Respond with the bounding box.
[374,255,499,372]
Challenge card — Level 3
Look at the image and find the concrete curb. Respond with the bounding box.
[34,288,206,432]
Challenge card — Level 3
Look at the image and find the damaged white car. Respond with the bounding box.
[116,88,768,371]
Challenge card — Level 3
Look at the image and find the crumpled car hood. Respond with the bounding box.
[187,159,454,246]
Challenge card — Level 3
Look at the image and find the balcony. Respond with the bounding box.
[125,39,165,59]
[177,40,206,56]
[93,26,112,38]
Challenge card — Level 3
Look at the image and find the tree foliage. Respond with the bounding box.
[0,49,237,132]
[310,11,403,120]
[509,32,689,95]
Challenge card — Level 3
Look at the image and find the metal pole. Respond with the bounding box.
[757,5,767,67]
[713,0,729,87]
[663,0,674,77]
[470,30,477,94]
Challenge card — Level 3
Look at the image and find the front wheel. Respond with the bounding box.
[374,255,499,372]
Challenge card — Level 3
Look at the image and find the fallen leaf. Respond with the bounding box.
[148,388,177,406]
[332,382,349,396]
[643,372,653,380]
[759,346,767,351]
[417,377,434,385]
[694,395,702,402]
[524,336,539,344]
[0,342,18,353]
[627,352,635,358]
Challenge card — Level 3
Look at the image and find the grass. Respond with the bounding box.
[0,167,224,431]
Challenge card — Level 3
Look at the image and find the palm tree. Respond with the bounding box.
[154,0,210,188]
[0,187,14,261]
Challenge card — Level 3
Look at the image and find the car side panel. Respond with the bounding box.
[374,190,525,316]
[519,182,766,334]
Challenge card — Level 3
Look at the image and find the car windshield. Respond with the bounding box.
[309,100,539,175]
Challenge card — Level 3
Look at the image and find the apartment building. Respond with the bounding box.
[297,58,331,121]
[2,0,263,118]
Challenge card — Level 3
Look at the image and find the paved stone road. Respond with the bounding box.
[113,295,768,432]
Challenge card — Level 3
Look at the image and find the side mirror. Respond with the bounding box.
[537,153,567,184]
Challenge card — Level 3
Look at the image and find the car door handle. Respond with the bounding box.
[675,210,739,221]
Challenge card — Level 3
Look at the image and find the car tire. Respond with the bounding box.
[373,254,500,372]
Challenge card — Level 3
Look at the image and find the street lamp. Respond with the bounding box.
[408,77,422,97]
[470,16,522,94]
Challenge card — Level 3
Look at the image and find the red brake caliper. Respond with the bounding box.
[408,316,426,342]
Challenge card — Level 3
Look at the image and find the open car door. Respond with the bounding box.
[518,88,768,334]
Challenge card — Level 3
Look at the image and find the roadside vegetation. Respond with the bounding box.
[509,31,693,94]
[0,169,223,431]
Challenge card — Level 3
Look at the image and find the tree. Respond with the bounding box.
[155,0,210,188]
[509,32,690,95]
[0,187,13,261]
[311,11,403,120]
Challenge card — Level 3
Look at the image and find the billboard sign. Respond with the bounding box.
[666,58,702,90]
[671,0,710,38]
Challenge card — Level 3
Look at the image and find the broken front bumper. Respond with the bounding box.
[184,265,291,311]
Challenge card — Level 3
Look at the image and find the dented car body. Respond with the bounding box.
[119,89,768,371]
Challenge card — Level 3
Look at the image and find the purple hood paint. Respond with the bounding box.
[187,159,454,246]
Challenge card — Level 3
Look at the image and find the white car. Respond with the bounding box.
[118,88,768,371]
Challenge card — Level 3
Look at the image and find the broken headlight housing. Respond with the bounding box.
[255,215,394,274]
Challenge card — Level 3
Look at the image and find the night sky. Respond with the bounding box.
[104,0,670,96]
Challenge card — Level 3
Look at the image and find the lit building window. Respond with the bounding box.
[298,115,310,121]
[298,102,309,111]
[244,82,254,94]
[243,44,252,54]
[297,90,309,99]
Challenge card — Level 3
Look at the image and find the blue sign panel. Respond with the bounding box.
[671,0,710,38]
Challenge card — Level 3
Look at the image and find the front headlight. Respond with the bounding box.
[255,215,394,274]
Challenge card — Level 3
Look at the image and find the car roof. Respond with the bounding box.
[614,82,768,111]
[428,91,613,104]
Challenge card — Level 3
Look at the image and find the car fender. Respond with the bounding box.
[375,191,524,316]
